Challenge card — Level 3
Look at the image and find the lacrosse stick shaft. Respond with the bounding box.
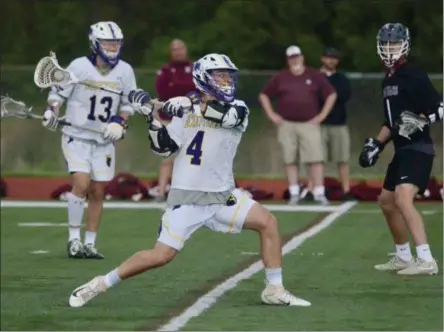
[26,113,104,134]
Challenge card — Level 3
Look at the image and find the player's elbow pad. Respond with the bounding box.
[427,102,443,123]
[148,125,180,158]
[203,101,248,129]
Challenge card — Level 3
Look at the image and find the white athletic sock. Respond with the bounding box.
[265,268,283,286]
[416,244,433,262]
[67,193,85,241]
[289,185,300,197]
[313,186,325,197]
[104,269,121,288]
[84,231,97,246]
[396,242,413,261]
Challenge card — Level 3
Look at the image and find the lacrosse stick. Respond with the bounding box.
[33,52,194,116]
[1,96,104,134]
[397,111,429,140]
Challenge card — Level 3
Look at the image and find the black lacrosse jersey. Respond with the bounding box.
[381,62,440,154]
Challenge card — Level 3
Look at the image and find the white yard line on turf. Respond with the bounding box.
[1,200,342,212]
[156,201,357,332]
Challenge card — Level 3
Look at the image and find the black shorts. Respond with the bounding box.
[383,149,434,194]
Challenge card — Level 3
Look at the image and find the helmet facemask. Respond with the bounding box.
[377,40,409,68]
[200,69,238,102]
[91,38,123,67]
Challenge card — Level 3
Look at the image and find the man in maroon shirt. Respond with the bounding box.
[259,45,337,205]
[154,39,195,201]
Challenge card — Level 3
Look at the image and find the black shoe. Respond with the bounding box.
[83,244,105,259]
[300,192,314,203]
[341,192,358,201]
[67,239,85,258]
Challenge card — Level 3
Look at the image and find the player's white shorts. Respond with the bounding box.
[158,189,256,250]
[61,134,115,182]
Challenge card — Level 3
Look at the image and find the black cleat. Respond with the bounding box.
[67,239,85,258]
[83,244,104,259]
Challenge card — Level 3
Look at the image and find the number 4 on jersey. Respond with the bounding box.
[186,130,205,165]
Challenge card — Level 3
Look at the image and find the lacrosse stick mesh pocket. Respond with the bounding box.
[34,53,72,88]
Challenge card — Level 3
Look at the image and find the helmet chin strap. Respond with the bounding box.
[385,56,407,72]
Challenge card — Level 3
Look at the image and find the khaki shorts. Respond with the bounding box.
[321,125,350,163]
[277,121,324,164]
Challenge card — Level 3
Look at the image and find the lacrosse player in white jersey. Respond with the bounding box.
[43,21,136,259]
[68,54,311,307]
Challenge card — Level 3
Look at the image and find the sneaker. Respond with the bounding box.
[341,192,358,201]
[67,239,85,258]
[300,192,315,203]
[154,195,166,203]
[288,194,300,205]
[261,284,311,306]
[84,244,104,259]
[374,255,415,271]
[314,195,329,205]
[69,276,107,307]
[397,258,439,275]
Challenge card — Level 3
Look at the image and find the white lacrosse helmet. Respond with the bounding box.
[192,53,239,102]
[89,21,124,67]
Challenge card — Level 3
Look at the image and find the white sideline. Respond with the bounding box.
[0,200,344,212]
[156,201,357,332]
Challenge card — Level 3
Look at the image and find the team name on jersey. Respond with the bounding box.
[383,85,399,97]
[82,80,121,91]
[184,114,221,129]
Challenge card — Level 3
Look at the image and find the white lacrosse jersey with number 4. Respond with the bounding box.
[47,56,136,144]
[167,99,249,192]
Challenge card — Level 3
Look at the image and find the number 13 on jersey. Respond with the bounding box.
[186,130,205,165]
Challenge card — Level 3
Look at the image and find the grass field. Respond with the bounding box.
[0,201,442,331]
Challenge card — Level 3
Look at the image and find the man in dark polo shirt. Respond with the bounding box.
[320,47,354,200]
[259,45,337,205]
[154,39,195,201]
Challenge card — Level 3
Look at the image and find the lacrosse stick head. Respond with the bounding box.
[34,51,78,89]
[1,96,33,119]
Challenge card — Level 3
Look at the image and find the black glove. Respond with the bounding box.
[128,89,151,105]
[359,138,384,168]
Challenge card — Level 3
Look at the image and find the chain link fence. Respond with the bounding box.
[1,67,442,178]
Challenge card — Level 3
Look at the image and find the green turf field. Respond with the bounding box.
[1,202,442,331]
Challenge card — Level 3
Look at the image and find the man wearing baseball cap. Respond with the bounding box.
[259,45,337,205]
[319,47,354,201]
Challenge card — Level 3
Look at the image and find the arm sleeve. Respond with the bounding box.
[336,74,351,102]
[261,74,279,99]
[47,60,78,104]
[318,73,336,99]
[416,71,443,123]
[155,66,173,101]
[119,65,137,116]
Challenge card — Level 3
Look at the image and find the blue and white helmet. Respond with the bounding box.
[89,21,124,67]
[192,54,239,103]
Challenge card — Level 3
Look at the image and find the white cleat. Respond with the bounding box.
[397,258,439,276]
[374,255,415,271]
[261,285,311,307]
[69,276,107,307]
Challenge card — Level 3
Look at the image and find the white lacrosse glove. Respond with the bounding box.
[162,96,193,118]
[42,106,59,131]
[395,111,430,140]
[104,115,127,141]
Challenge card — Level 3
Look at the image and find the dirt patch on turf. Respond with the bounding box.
[137,212,329,331]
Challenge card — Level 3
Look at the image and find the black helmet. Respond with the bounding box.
[376,23,410,68]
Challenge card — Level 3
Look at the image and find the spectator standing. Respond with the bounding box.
[319,47,354,200]
[154,39,195,201]
[259,45,337,205]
